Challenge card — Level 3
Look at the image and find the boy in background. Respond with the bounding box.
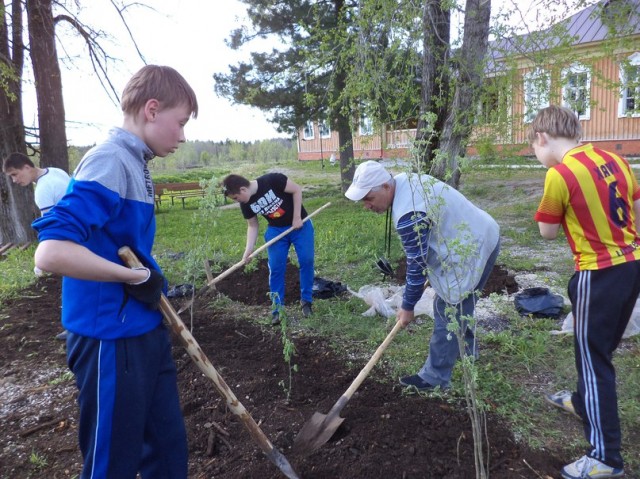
[3,152,70,215]
[33,65,198,479]
[3,152,71,339]
[532,105,640,479]
[221,172,315,325]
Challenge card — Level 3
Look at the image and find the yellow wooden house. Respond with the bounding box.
[297,0,640,161]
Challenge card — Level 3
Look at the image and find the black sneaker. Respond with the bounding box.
[399,374,437,391]
[301,301,312,318]
[271,312,281,326]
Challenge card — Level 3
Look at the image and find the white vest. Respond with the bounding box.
[392,173,500,304]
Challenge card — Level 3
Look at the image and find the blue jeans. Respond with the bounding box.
[418,241,500,387]
[264,220,315,312]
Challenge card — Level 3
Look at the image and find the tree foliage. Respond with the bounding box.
[0,0,146,243]
[215,0,493,187]
[214,0,358,191]
[148,139,297,172]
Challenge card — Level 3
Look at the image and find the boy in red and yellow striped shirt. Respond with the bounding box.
[531,105,640,479]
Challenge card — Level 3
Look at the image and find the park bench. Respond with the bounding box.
[154,182,206,210]
[0,242,33,260]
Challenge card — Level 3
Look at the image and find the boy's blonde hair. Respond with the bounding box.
[121,65,199,118]
[527,105,581,144]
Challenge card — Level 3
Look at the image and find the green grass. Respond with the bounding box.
[0,245,39,304]
[4,159,640,471]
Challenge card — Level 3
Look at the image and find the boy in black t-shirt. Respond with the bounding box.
[222,173,315,325]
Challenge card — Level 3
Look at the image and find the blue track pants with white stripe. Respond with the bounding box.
[567,260,640,470]
[67,325,187,479]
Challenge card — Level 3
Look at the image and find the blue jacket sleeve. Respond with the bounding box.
[32,179,122,243]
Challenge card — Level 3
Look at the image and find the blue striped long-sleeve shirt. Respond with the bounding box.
[397,211,432,311]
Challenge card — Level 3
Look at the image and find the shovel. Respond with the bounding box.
[118,247,300,479]
[375,208,394,278]
[176,201,331,315]
[293,320,404,456]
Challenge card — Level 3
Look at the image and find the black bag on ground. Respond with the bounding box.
[167,283,194,298]
[312,276,348,299]
[514,287,564,318]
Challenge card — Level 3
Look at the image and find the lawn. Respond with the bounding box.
[2,158,639,474]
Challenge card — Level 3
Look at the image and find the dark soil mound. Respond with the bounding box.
[214,259,519,306]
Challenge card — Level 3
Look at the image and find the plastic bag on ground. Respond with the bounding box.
[551,295,640,338]
[349,284,435,318]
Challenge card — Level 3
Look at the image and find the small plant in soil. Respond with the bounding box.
[29,450,47,471]
[270,294,297,402]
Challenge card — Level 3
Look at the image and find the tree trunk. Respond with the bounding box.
[27,0,69,172]
[332,0,355,192]
[334,65,355,193]
[415,0,451,174]
[433,0,491,188]
[0,1,38,244]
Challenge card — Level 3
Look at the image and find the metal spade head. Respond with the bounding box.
[376,257,394,277]
[293,411,345,456]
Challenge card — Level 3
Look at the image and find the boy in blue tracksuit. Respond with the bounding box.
[32,65,198,479]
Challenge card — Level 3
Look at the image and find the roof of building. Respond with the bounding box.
[489,0,640,67]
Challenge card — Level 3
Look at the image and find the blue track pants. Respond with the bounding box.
[67,325,187,479]
[567,260,640,469]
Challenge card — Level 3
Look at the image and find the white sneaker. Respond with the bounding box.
[561,455,624,479]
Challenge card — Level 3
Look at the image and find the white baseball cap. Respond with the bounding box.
[344,161,393,201]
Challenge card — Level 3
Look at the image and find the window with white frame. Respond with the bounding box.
[562,64,591,120]
[359,115,374,136]
[619,52,640,117]
[523,68,550,123]
[303,120,314,140]
[318,120,331,138]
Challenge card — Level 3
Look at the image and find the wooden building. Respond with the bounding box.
[297,0,640,161]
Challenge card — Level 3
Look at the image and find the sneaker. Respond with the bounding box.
[55,330,68,340]
[271,312,281,326]
[561,455,624,479]
[399,374,437,391]
[301,301,312,318]
[545,390,580,419]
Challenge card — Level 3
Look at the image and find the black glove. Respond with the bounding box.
[124,267,165,310]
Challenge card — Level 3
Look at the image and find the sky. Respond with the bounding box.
[22,0,287,146]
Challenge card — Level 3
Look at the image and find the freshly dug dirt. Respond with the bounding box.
[0,264,566,478]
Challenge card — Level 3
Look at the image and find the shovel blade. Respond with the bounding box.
[264,446,301,479]
[292,411,345,456]
[376,257,394,276]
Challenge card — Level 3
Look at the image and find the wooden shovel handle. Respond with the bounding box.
[118,247,277,455]
[325,320,404,421]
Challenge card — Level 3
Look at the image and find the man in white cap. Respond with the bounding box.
[345,160,500,390]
